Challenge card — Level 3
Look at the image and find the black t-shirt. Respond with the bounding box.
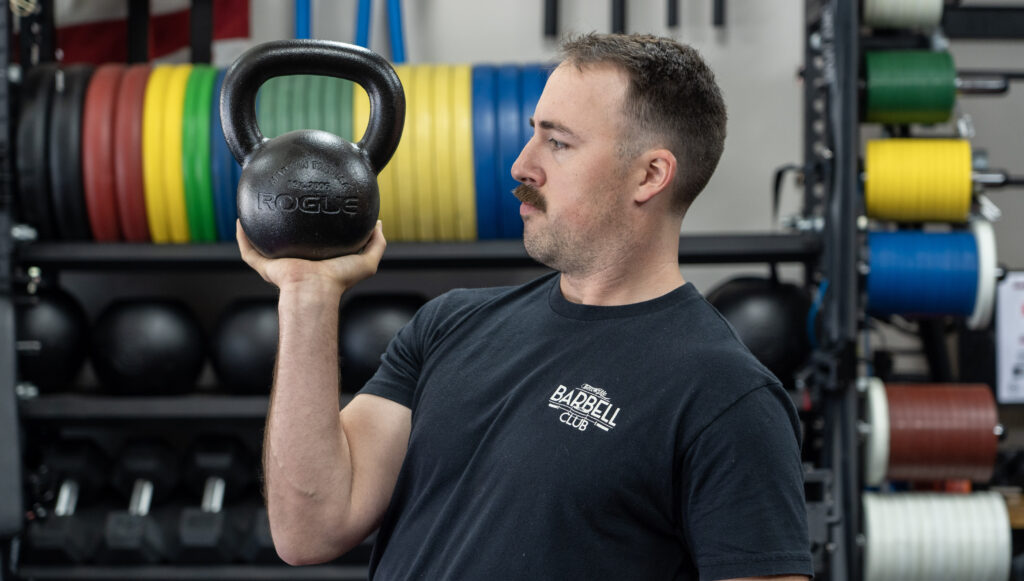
[359,273,813,580]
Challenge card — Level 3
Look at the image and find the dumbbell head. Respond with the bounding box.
[99,440,178,565]
[183,435,251,502]
[176,436,251,562]
[26,439,109,564]
[40,438,109,507]
[111,440,179,507]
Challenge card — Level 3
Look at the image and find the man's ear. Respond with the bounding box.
[633,148,677,205]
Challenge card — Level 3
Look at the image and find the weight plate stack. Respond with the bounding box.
[358,81,398,241]
[413,64,438,241]
[472,65,499,240]
[337,78,354,145]
[16,64,60,240]
[49,65,95,240]
[163,64,194,243]
[496,65,523,239]
[306,74,323,131]
[182,65,218,242]
[113,65,152,241]
[256,75,278,139]
[273,74,292,138]
[392,65,416,240]
[142,66,173,243]
[82,64,125,241]
[452,65,477,240]
[211,69,237,241]
[433,65,456,240]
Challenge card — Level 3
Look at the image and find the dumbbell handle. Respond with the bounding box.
[128,479,154,517]
[55,479,79,517]
[201,476,226,513]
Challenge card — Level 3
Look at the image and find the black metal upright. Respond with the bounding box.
[190,0,214,64]
[127,0,150,63]
[0,0,25,544]
[16,0,55,68]
[802,0,860,579]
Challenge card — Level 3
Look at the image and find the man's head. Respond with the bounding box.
[511,33,727,276]
[558,33,727,215]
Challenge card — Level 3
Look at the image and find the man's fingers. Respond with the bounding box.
[360,221,387,266]
[236,221,264,266]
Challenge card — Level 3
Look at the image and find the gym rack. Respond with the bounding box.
[0,4,827,581]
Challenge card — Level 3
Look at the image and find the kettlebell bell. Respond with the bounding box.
[221,40,405,260]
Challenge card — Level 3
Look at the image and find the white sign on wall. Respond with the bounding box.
[997,272,1024,403]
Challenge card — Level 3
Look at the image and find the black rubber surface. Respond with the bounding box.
[48,65,95,240]
[16,64,59,239]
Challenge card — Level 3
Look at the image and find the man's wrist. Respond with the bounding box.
[277,279,346,311]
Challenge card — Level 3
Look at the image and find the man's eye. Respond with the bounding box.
[548,138,566,150]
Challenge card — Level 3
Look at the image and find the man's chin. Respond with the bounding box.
[523,236,555,270]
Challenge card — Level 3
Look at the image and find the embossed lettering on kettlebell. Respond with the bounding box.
[258,193,360,215]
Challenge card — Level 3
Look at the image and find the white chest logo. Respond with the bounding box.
[548,384,621,432]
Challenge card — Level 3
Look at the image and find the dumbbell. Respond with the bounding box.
[96,440,179,564]
[26,439,108,563]
[176,435,252,562]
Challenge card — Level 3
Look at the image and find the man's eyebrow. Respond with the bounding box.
[529,117,579,139]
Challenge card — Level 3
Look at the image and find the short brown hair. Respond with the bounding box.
[560,33,727,214]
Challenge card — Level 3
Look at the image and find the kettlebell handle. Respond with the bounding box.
[220,39,405,174]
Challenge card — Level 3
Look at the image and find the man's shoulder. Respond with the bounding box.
[426,273,557,315]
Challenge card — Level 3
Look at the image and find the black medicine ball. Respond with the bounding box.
[338,294,426,391]
[212,298,278,394]
[15,288,89,392]
[91,299,205,395]
[706,276,812,386]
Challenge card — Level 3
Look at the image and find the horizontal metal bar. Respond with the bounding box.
[15,234,821,270]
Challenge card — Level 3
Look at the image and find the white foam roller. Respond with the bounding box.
[968,218,997,330]
[863,0,943,29]
[986,491,1012,581]
[863,492,1012,581]
[864,377,890,487]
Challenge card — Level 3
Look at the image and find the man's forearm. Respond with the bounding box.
[263,283,354,563]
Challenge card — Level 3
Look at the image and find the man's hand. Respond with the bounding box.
[236,220,387,295]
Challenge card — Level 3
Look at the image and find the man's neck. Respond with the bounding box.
[558,256,685,306]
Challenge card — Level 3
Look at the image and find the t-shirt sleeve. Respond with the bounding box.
[680,384,814,581]
[355,297,438,409]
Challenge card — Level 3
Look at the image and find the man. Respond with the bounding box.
[238,33,813,580]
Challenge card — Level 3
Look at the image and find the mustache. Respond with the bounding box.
[513,184,546,212]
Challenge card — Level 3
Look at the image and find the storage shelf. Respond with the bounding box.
[14,564,368,580]
[15,233,820,270]
[18,394,354,421]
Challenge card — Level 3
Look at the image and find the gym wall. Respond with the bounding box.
[248,0,811,294]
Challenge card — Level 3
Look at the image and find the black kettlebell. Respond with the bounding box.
[221,40,405,260]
